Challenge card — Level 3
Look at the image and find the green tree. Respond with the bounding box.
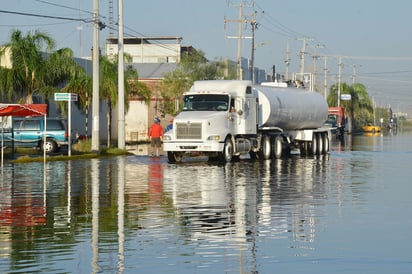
[64,55,148,146]
[63,74,92,136]
[99,54,145,148]
[328,82,374,131]
[0,30,82,104]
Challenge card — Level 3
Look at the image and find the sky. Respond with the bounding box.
[1,0,411,116]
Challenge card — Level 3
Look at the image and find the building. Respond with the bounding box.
[106,37,188,143]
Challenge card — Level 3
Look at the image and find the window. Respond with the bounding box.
[47,120,64,130]
[22,120,40,130]
[182,94,229,111]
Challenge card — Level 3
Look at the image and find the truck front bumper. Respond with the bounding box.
[163,141,224,152]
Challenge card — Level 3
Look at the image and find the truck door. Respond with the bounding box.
[229,93,257,135]
[244,97,257,134]
[228,98,237,133]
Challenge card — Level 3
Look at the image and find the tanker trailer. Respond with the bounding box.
[255,82,329,159]
[163,80,330,163]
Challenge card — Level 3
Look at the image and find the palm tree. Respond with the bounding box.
[328,82,374,131]
[0,30,81,105]
[63,74,92,136]
[99,55,141,148]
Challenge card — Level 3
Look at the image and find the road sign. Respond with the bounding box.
[340,94,351,101]
[54,93,78,101]
[54,92,77,157]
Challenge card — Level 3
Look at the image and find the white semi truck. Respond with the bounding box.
[163,80,330,163]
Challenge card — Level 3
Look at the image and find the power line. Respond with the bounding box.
[34,0,94,17]
[0,9,92,23]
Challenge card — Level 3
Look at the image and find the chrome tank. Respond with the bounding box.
[256,85,328,130]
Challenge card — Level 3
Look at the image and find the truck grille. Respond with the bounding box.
[176,122,202,139]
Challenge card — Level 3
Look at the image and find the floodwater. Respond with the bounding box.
[1,132,411,274]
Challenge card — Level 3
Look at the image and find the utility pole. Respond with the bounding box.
[91,0,100,152]
[312,43,323,90]
[224,0,254,80]
[337,56,342,107]
[118,0,125,149]
[284,43,290,81]
[236,2,243,80]
[297,37,313,81]
[323,56,328,99]
[108,0,114,37]
[250,11,257,83]
[351,64,360,84]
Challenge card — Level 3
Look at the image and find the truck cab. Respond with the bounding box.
[163,80,257,162]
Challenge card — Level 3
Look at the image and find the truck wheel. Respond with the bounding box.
[322,133,329,154]
[310,134,317,155]
[167,151,183,163]
[41,139,57,154]
[273,136,283,159]
[219,138,233,162]
[260,136,271,159]
[316,133,323,155]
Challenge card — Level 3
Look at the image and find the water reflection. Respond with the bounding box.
[1,132,411,273]
[0,154,332,273]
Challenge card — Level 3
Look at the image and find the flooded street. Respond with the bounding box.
[1,132,411,273]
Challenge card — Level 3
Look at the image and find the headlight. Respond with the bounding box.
[163,135,172,141]
[207,135,220,141]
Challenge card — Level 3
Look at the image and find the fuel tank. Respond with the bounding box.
[255,85,328,130]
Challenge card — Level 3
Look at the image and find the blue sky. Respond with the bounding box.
[1,0,411,115]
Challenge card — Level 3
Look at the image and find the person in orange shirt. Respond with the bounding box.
[148,117,163,156]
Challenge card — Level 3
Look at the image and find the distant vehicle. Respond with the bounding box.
[1,117,68,153]
[324,107,346,139]
[362,122,381,134]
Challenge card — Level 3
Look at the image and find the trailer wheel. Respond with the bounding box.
[260,136,271,159]
[316,133,323,155]
[322,133,329,154]
[219,137,233,162]
[310,134,317,155]
[273,136,283,159]
[167,151,183,163]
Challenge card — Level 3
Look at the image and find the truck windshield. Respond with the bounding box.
[182,94,229,111]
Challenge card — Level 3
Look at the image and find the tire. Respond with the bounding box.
[322,133,329,154]
[167,151,183,163]
[310,134,317,156]
[260,136,271,160]
[219,137,233,162]
[273,136,283,159]
[41,139,57,154]
[316,133,323,155]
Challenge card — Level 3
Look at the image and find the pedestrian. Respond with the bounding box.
[165,118,173,132]
[148,117,163,156]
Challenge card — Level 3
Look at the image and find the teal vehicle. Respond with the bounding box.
[2,117,68,153]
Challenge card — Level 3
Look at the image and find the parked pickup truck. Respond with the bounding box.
[1,117,69,153]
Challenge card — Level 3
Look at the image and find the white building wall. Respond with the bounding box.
[106,43,180,64]
[112,100,149,143]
